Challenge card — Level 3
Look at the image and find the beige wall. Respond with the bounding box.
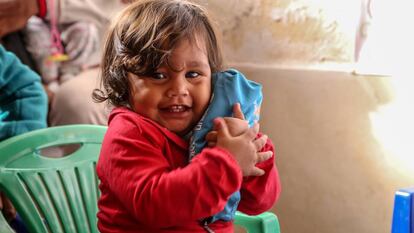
[202,0,358,65]
[232,64,414,233]
[199,0,414,232]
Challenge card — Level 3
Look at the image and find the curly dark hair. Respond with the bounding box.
[92,0,223,108]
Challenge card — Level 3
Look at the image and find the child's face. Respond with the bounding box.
[128,37,212,136]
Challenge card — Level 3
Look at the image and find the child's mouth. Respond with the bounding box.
[162,105,190,113]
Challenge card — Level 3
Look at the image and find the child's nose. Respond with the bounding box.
[166,77,189,97]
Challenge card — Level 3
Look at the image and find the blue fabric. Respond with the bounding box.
[0,45,48,141]
[0,110,9,122]
[189,69,262,222]
[0,44,47,233]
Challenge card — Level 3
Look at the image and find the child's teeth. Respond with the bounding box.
[170,105,185,112]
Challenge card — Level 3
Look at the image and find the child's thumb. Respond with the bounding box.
[214,117,230,137]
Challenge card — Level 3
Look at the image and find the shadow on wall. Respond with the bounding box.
[231,64,414,233]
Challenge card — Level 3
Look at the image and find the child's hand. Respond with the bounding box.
[206,117,247,147]
[205,105,271,158]
[205,103,247,147]
[252,134,274,165]
[214,118,267,177]
[229,104,273,165]
[227,102,249,135]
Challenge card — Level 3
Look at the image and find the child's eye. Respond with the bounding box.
[151,72,166,80]
[186,71,200,79]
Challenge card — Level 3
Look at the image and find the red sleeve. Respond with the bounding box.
[237,136,281,215]
[101,119,243,228]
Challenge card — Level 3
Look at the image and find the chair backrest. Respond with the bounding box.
[0,124,280,233]
[391,187,414,233]
[235,211,280,233]
[0,125,106,233]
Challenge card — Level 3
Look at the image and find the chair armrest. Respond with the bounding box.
[0,212,16,233]
[235,211,281,233]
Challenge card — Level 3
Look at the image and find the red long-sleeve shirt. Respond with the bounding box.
[97,107,281,233]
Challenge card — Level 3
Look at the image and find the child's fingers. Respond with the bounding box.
[256,151,273,163]
[205,131,217,140]
[232,103,245,120]
[248,167,265,177]
[222,117,248,136]
[252,122,260,135]
[212,119,219,130]
[253,134,268,151]
[207,141,216,147]
[244,122,260,141]
[214,117,230,137]
[205,131,217,143]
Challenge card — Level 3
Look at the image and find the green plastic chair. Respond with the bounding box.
[0,125,280,233]
[235,211,280,233]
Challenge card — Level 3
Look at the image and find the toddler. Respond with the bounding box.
[93,0,281,232]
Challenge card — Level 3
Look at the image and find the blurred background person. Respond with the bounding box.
[0,1,126,231]
[1,0,127,126]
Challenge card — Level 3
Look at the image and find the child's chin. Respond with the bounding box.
[168,127,190,137]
